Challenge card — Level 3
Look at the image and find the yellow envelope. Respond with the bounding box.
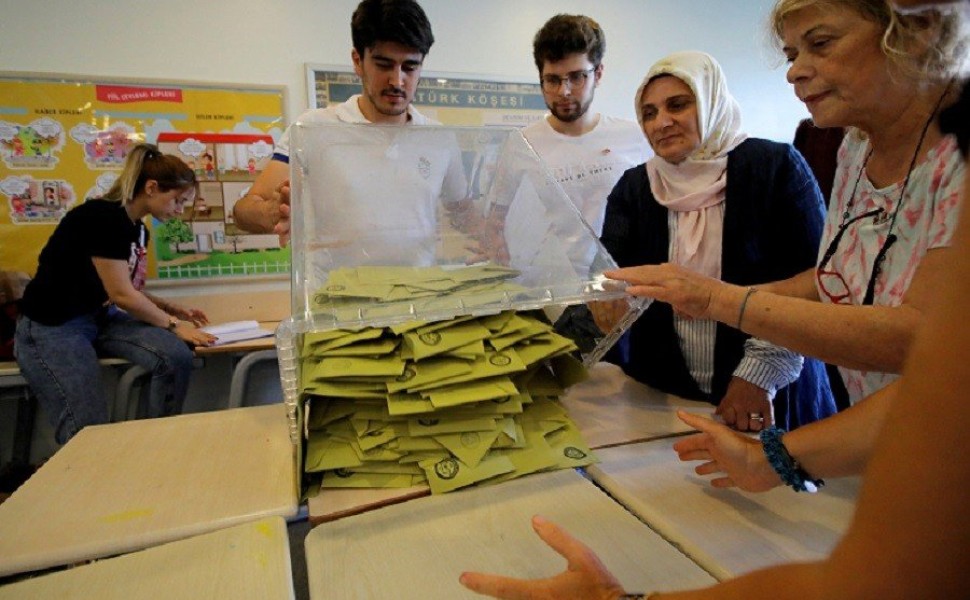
[488,421,560,484]
[395,437,447,452]
[423,376,519,408]
[307,328,386,356]
[433,430,501,469]
[512,332,578,366]
[407,350,528,392]
[419,454,516,494]
[305,434,364,472]
[407,416,497,437]
[550,353,589,387]
[544,420,598,469]
[478,310,516,333]
[385,357,473,393]
[306,399,357,430]
[386,393,436,416]
[320,470,416,489]
[317,338,399,357]
[489,315,550,350]
[443,339,487,360]
[516,365,565,396]
[402,321,493,361]
[388,320,428,335]
[357,423,409,452]
[311,355,406,379]
[303,380,387,399]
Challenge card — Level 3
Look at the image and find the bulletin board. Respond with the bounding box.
[305,64,548,127]
[0,71,288,281]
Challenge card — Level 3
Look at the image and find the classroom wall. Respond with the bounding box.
[0,0,808,142]
[0,0,811,464]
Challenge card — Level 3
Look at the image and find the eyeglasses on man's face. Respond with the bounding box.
[540,68,595,92]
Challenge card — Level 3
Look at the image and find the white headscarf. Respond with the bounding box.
[635,51,747,278]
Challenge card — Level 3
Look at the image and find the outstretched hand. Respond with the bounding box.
[673,410,781,492]
[460,515,626,600]
[604,263,723,320]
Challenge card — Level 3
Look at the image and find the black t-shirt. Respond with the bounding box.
[22,199,149,325]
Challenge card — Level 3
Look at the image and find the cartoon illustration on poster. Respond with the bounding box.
[0,117,66,169]
[217,139,273,182]
[1,175,76,223]
[0,75,286,280]
[71,122,136,169]
[153,132,283,278]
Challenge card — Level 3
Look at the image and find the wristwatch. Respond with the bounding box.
[166,316,179,331]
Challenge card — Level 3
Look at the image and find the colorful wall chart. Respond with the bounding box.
[0,72,287,280]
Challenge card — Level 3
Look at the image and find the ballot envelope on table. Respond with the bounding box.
[274,122,647,506]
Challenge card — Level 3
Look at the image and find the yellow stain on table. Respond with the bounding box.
[99,507,155,523]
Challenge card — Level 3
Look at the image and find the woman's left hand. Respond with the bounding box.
[460,515,625,600]
[604,263,723,320]
[169,303,209,327]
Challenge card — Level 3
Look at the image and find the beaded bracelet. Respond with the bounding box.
[760,426,824,493]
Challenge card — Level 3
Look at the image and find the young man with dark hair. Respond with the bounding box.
[233,0,440,240]
[523,15,650,352]
[523,14,650,240]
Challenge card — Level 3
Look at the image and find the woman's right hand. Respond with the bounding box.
[604,263,723,320]
[672,410,782,492]
[174,323,217,347]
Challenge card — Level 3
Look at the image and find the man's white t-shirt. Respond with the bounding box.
[273,94,435,160]
[273,95,466,266]
[522,114,650,236]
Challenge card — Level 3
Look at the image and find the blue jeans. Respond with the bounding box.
[14,306,194,444]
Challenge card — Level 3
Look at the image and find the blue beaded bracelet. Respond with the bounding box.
[760,426,824,493]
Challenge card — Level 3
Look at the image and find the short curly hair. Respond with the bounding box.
[770,0,967,83]
[532,14,605,74]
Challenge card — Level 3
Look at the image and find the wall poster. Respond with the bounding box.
[305,65,548,127]
[0,72,288,281]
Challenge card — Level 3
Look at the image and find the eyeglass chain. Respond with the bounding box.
[840,80,953,303]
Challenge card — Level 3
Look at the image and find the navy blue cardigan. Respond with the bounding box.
[601,138,836,429]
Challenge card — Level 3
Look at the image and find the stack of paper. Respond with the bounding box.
[301,310,596,494]
[311,264,527,322]
[201,320,275,346]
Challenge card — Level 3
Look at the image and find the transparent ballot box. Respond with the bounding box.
[276,123,646,500]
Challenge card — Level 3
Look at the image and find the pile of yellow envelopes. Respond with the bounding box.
[310,264,528,322]
[301,309,598,494]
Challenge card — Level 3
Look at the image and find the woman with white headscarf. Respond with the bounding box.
[594,51,836,431]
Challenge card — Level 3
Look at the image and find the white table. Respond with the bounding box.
[587,438,861,580]
[305,469,717,599]
[0,404,299,577]
[0,517,295,599]
[561,362,713,448]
